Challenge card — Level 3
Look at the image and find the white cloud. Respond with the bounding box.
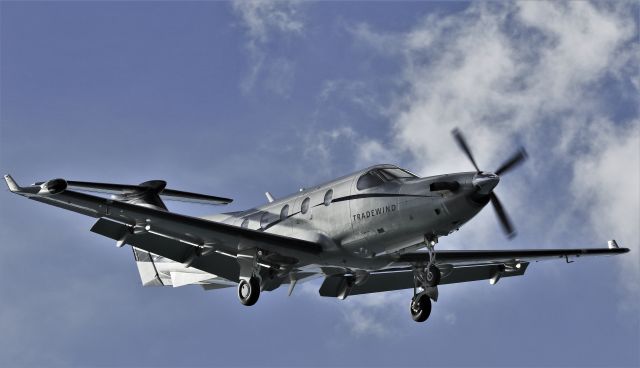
[301,126,356,179]
[571,121,640,312]
[349,2,637,172]
[323,1,639,333]
[346,0,637,239]
[231,0,304,96]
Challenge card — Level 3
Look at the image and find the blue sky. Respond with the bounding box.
[1,1,638,366]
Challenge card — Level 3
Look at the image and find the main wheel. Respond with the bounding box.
[410,294,432,322]
[425,264,441,287]
[238,277,260,306]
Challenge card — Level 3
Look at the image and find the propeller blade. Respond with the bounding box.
[495,148,528,176]
[490,192,516,239]
[452,128,480,172]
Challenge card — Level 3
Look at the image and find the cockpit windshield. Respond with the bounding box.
[356,167,418,190]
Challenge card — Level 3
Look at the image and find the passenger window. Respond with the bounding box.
[324,189,333,206]
[280,204,289,220]
[357,171,384,190]
[301,197,310,214]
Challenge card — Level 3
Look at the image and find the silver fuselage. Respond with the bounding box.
[207,165,487,263]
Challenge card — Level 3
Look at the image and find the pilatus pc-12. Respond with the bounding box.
[4,129,629,323]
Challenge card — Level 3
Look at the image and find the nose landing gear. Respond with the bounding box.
[409,235,441,323]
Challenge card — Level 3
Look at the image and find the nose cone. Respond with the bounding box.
[472,172,499,195]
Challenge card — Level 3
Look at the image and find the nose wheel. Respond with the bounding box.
[238,277,260,306]
[410,293,432,322]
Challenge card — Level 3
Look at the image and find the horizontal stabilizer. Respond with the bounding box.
[33,179,233,205]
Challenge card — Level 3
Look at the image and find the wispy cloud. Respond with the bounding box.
[231,0,304,97]
[231,0,303,42]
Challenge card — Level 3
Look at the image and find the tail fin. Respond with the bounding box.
[132,247,166,286]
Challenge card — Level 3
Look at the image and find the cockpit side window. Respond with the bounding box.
[357,171,385,190]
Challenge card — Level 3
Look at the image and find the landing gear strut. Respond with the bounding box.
[237,249,262,306]
[238,277,260,306]
[409,235,441,323]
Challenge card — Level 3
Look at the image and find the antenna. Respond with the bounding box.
[265,192,274,203]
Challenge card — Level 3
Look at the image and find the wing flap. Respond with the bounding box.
[91,218,241,281]
[319,263,529,297]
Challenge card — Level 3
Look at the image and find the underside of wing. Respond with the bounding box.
[319,244,629,298]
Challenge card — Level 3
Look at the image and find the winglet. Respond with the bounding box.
[608,240,619,249]
[4,174,20,192]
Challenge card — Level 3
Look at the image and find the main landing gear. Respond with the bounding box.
[410,235,441,323]
[237,249,262,307]
[238,276,260,306]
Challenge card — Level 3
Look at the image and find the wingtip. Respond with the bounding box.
[4,174,20,192]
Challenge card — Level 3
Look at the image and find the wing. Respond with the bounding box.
[5,175,321,282]
[319,245,629,298]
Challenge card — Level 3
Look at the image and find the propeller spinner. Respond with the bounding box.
[451,128,527,239]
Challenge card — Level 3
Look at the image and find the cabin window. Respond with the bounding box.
[280,204,289,220]
[241,218,249,228]
[301,197,310,214]
[356,171,384,190]
[324,189,333,206]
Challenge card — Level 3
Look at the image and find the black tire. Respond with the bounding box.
[238,277,260,306]
[410,294,432,322]
[425,264,441,287]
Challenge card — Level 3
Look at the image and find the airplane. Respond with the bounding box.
[3,129,630,323]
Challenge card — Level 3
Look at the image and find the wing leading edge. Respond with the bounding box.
[394,247,629,267]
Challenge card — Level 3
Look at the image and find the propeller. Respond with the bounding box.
[451,128,527,239]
